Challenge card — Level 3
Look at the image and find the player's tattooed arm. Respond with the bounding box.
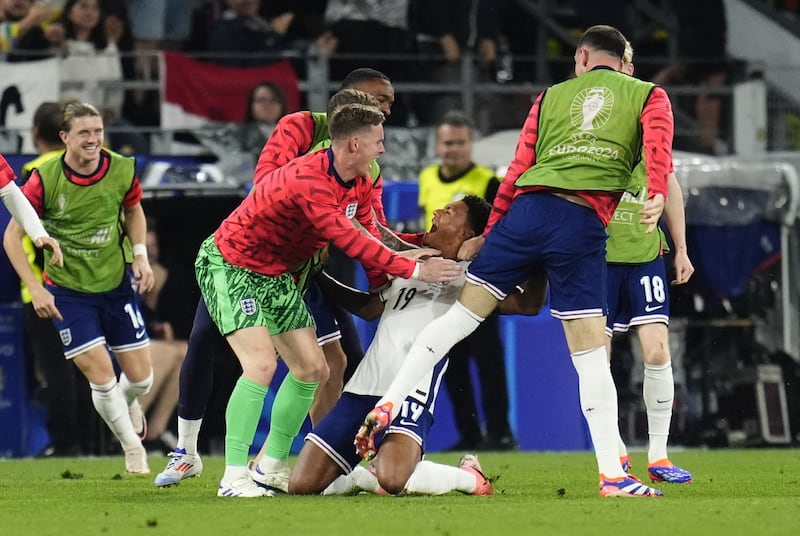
[351,217,419,251]
[374,220,419,251]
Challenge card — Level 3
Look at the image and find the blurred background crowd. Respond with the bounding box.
[0,0,746,154]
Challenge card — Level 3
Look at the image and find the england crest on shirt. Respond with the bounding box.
[59,328,72,346]
[240,298,258,316]
[345,202,358,219]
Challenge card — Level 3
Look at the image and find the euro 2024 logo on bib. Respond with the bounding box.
[570,87,614,131]
[345,202,358,219]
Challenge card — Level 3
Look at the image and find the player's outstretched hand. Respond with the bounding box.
[457,235,485,260]
[35,236,63,267]
[640,193,665,234]
[417,257,462,283]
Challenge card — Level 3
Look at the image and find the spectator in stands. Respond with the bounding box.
[187,80,290,179]
[205,0,294,67]
[236,81,288,158]
[139,225,194,452]
[0,0,63,61]
[440,0,538,132]
[653,0,729,154]
[417,110,516,451]
[127,0,199,62]
[56,0,125,125]
[411,0,500,125]
[474,0,540,84]
[126,0,200,113]
[318,0,417,124]
[95,0,149,152]
[184,0,224,52]
[260,0,326,51]
[56,0,147,154]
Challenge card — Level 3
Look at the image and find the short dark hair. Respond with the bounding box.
[340,68,390,90]
[32,101,63,146]
[437,110,474,130]
[577,25,627,59]
[461,194,492,235]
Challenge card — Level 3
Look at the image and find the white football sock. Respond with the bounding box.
[611,361,629,460]
[617,433,628,460]
[377,301,482,415]
[322,466,379,495]
[643,361,673,463]
[222,465,247,482]
[257,455,289,473]
[571,346,625,478]
[403,460,476,495]
[89,378,141,451]
[119,370,154,405]
[177,417,203,455]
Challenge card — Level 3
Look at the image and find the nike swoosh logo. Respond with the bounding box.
[656,398,673,404]
[398,419,418,427]
[135,329,146,339]
[644,304,664,312]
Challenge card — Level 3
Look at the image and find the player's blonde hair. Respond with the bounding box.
[61,101,101,132]
[329,101,384,140]
[327,88,380,118]
[623,40,634,65]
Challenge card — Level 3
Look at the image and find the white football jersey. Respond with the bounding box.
[344,261,469,410]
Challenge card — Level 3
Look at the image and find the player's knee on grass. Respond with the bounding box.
[374,438,420,495]
[375,448,418,495]
[287,471,321,495]
[376,465,413,495]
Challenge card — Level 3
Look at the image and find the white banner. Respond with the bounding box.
[0,58,61,153]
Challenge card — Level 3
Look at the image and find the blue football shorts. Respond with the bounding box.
[468,191,609,319]
[49,272,150,360]
[304,279,342,346]
[606,257,670,335]
[306,392,435,475]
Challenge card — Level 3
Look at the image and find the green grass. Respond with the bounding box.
[1,449,799,536]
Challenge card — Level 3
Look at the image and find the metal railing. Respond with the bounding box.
[0,48,791,155]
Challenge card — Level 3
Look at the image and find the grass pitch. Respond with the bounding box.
[0,449,798,536]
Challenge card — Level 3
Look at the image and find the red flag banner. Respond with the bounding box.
[160,51,300,129]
